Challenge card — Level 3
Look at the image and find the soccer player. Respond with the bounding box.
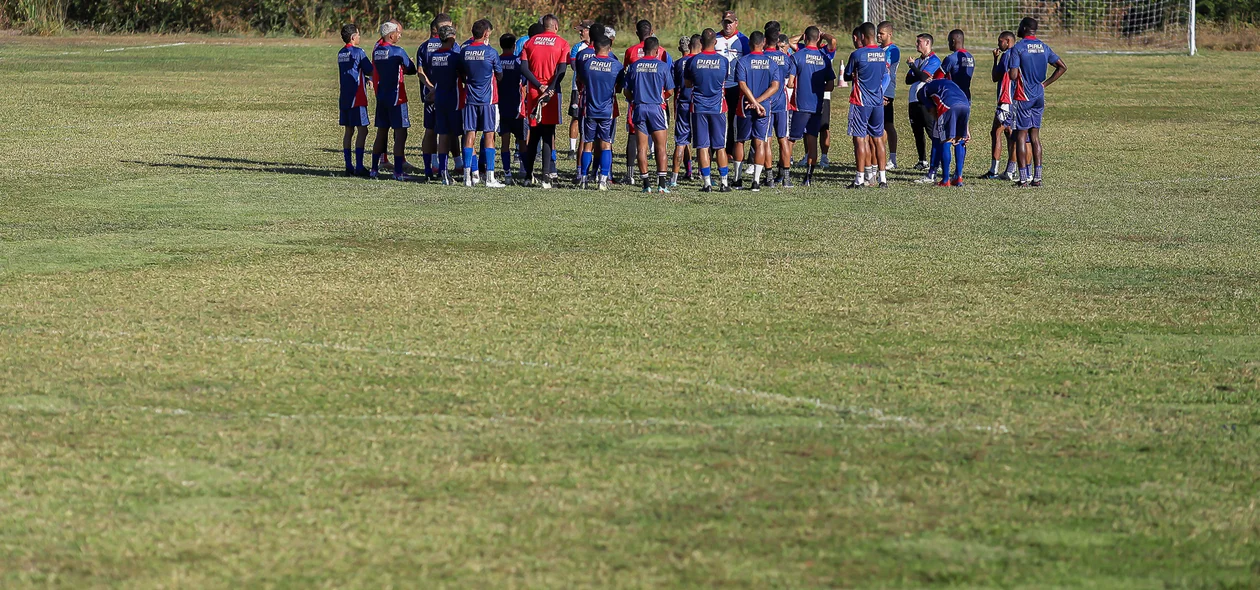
[579,34,623,191]
[687,29,733,192]
[1008,17,1067,187]
[498,33,528,184]
[417,14,457,181]
[791,29,839,169]
[337,24,374,177]
[905,33,942,178]
[716,11,751,182]
[519,14,571,188]
[877,21,900,170]
[734,31,781,192]
[571,26,601,187]
[370,21,417,181]
[424,25,461,184]
[918,78,970,186]
[845,22,888,189]
[940,29,976,99]
[763,21,795,188]
[671,34,701,187]
[624,37,675,193]
[458,19,505,188]
[622,20,672,185]
[788,26,836,186]
[567,20,593,161]
[981,31,1018,180]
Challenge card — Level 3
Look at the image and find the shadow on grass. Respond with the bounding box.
[122,159,335,178]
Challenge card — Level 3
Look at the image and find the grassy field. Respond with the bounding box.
[1,34,1259,588]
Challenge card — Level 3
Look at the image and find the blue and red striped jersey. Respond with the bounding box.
[338,44,374,109]
[425,47,461,111]
[685,50,729,114]
[941,49,976,99]
[458,42,502,106]
[373,41,417,107]
[626,55,673,106]
[846,45,888,107]
[580,54,623,119]
[1009,36,1060,102]
[790,46,835,113]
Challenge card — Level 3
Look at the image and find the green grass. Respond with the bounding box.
[2,35,1259,588]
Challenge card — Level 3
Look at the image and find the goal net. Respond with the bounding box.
[866,0,1196,53]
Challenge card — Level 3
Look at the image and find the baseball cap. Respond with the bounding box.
[379,21,400,37]
[604,26,616,38]
[573,19,594,31]
[721,10,738,23]
[438,24,456,41]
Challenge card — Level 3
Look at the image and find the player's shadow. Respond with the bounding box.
[122,154,333,178]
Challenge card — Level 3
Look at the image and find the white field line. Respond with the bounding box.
[102,42,193,53]
[16,328,1011,434]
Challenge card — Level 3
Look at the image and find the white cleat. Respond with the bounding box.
[464,174,474,188]
[484,179,507,188]
[913,175,938,184]
[598,178,609,191]
[887,161,898,171]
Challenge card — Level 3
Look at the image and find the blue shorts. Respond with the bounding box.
[340,106,369,127]
[674,105,692,146]
[1014,96,1044,130]
[632,104,668,134]
[937,104,970,140]
[735,114,752,142]
[463,104,499,134]
[789,111,823,140]
[434,106,460,136]
[693,112,727,150]
[583,117,615,144]
[374,102,411,129]
[744,114,770,141]
[770,111,790,139]
[847,105,885,138]
[423,103,436,130]
[499,116,527,141]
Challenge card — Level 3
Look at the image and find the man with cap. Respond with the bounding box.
[715,10,750,184]
[567,19,594,161]
[370,20,418,181]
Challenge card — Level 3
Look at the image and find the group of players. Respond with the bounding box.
[336,11,1067,191]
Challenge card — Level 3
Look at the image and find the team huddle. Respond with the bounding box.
[336,12,1067,191]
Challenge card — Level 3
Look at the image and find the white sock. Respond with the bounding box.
[721,174,729,186]
[570,139,577,151]
[855,171,865,185]
[703,174,712,186]
[878,170,887,182]
[989,159,1000,174]
[753,165,763,183]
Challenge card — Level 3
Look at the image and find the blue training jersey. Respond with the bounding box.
[626,56,673,106]
[734,51,780,113]
[673,55,694,106]
[764,48,795,113]
[790,45,835,114]
[373,41,417,107]
[1010,36,1060,102]
[425,47,461,110]
[917,79,969,114]
[941,49,976,99]
[418,36,459,101]
[458,41,502,106]
[573,45,598,91]
[581,54,623,119]
[338,44,374,110]
[846,45,888,108]
[499,53,525,119]
[882,44,900,99]
[686,50,730,114]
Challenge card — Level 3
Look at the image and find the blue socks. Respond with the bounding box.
[701,166,712,185]
[485,148,496,172]
[371,152,381,173]
[438,154,448,174]
[354,148,364,172]
[393,157,403,178]
[953,143,966,180]
[1034,165,1043,180]
[423,154,433,176]
[939,143,952,182]
[343,149,352,172]
[580,151,593,178]
[501,148,512,175]
[930,139,943,177]
[599,149,613,177]
[463,147,474,176]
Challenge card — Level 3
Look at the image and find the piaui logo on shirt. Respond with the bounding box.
[695,58,723,69]
[1027,44,1045,54]
[374,49,390,60]
[805,54,826,66]
[464,50,488,61]
[865,52,886,62]
[589,60,614,73]
[533,37,557,46]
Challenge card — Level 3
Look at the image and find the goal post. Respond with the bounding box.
[864,0,1197,54]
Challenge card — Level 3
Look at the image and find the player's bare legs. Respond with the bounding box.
[1012,128,1029,186]
[851,135,868,187]
[777,136,792,186]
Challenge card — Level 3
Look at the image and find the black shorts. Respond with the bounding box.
[819,98,832,130]
[883,99,895,129]
[568,90,580,119]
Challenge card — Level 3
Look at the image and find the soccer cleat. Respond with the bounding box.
[580,178,590,190]
[573,175,585,188]
[796,155,809,168]
[732,179,744,190]
[354,168,370,178]
[878,181,889,189]
[819,155,830,168]
[441,172,454,185]
[343,168,355,177]
[394,173,412,182]
[718,184,732,193]
[997,171,1015,181]
[598,178,609,191]
[950,178,965,187]
[659,185,671,194]
[464,174,474,188]
[641,183,654,193]
[979,171,999,180]
[913,175,937,184]
[846,182,864,190]
[913,160,929,171]
[750,180,760,192]
[886,161,897,171]
[1030,179,1043,187]
[485,178,507,188]
[369,170,379,180]
[668,180,678,188]
[936,180,951,188]
[700,185,713,193]
[781,177,794,189]
[540,178,553,189]
[1014,180,1030,188]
